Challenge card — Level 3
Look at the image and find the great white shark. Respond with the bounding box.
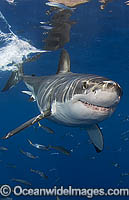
[2,49,123,152]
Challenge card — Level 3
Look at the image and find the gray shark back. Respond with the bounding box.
[23,75,47,96]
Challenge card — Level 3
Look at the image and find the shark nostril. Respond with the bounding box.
[107,82,114,88]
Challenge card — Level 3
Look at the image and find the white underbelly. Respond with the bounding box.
[49,100,112,127]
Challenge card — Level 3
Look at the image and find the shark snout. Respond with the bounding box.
[105,81,123,97]
[114,83,123,97]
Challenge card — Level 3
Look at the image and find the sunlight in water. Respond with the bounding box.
[0,11,47,71]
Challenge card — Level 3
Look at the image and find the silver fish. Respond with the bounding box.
[49,145,70,156]
[45,2,75,10]
[50,152,60,155]
[27,139,49,151]
[30,168,48,179]
[41,25,53,30]
[112,162,120,168]
[38,122,54,134]
[20,149,39,159]
[6,163,16,168]
[121,173,129,177]
[11,178,31,186]
[0,146,8,151]
[49,168,56,172]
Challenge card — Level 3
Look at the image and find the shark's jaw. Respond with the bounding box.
[78,99,111,112]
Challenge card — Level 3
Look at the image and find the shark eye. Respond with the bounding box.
[82,81,88,89]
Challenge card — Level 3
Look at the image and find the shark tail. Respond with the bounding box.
[2,64,23,92]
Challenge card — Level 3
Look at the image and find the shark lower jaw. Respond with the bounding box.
[78,100,112,112]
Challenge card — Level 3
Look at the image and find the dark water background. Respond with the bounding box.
[0,0,129,199]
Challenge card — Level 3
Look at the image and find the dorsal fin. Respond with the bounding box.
[56,49,70,74]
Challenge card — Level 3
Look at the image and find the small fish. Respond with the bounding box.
[49,168,56,172]
[122,116,129,122]
[41,25,53,30]
[86,155,96,160]
[55,177,61,183]
[124,137,129,141]
[121,130,129,136]
[63,132,74,138]
[121,173,129,177]
[117,180,123,187]
[38,122,54,134]
[112,162,120,168]
[11,178,31,186]
[0,146,8,151]
[113,147,122,153]
[50,152,60,155]
[40,21,48,25]
[27,139,49,151]
[90,156,96,160]
[30,168,48,179]
[45,2,75,10]
[49,145,70,156]
[20,149,39,159]
[70,149,74,152]
[6,163,16,168]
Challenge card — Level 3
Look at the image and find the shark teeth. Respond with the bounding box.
[79,100,110,112]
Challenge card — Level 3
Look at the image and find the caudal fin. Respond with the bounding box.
[2,64,23,92]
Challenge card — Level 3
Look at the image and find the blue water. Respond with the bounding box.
[0,0,128,199]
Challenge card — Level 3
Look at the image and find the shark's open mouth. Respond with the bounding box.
[79,100,110,112]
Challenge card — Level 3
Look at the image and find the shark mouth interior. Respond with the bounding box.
[79,100,110,112]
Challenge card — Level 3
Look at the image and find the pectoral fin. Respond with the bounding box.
[86,124,104,153]
[2,110,51,139]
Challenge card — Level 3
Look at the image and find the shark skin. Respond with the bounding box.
[2,49,123,152]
